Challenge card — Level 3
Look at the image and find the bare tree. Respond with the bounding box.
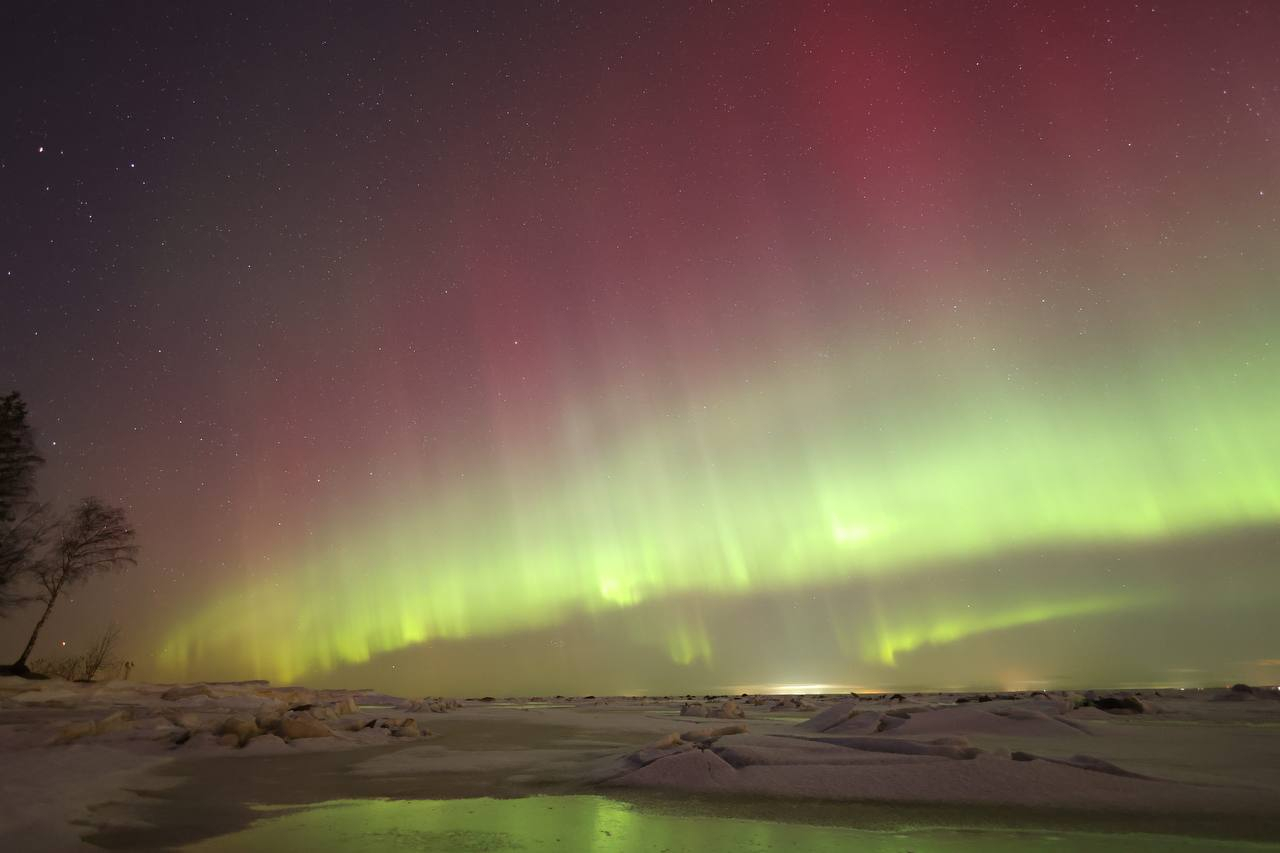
[30,623,124,681]
[0,392,47,613]
[11,499,137,672]
[29,654,86,681]
[80,622,122,681]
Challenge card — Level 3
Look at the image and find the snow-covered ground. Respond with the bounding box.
[0,676,453,850]
[2,677,1278,850]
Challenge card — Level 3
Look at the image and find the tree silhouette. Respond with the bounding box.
[0,392,48,613]
[30,623,123,681]
[12,498,137,672]
[79,622,123,681]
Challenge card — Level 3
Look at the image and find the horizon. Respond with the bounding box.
[159,680,1280,699]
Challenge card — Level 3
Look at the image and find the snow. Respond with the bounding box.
[1,680,1278,848]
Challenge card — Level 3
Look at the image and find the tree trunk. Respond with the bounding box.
[13,595,57,669]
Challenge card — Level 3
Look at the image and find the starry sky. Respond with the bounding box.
[2,1,1278,695]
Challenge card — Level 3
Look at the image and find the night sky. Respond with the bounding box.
[2,2,1277,695]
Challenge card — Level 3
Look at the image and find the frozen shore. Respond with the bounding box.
[2,676,1278,850]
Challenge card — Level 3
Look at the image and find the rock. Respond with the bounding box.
[614,746,737,790]
[162,684,214,701]
[797,700,859,732]
[769,697,818,712]
[1212,691,1255,702]
[217,733,240,748]
[52,710,130,744]
[679,724,747,746]
[218,716,260,747]
[392,719,421,738]
[279,712,334,739]
[183,731,222,750]
[255,706,285,731]
[164,711,205,731]
[406,696,460,713]
[627,733,694,767]
[1217,684,1274,701]
[363,716,424,734]
[1089,695,1145,714]
[680,702,708,717]
[243,733,290,754]
[355,691,405,706]
[650,732,684,750]
[709,700,745,719]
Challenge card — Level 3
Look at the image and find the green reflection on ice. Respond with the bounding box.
[184,795,1279,853]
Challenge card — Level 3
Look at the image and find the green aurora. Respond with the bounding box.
[157,309,1279,688]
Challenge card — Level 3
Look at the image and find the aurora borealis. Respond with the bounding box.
[2,2,1278,694]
